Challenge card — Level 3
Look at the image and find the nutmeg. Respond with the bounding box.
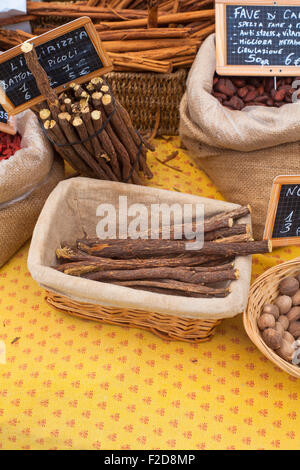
[262,303,280,320]
[278,315,289,331]
[257,313,276,330]
[275,322,285,336]
[282,331,295,344]
[274,295,292,315]
[277,338,295,362]
[292,289,300,306]
[288,321,300,338]
[287,306,300,323]
[279,276,299,296]
[262,328,282,350]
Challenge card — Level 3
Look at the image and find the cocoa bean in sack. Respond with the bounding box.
[179,34,300,239]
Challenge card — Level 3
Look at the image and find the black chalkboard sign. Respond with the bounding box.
[0,105,8,124]
[0,17,112,114]
[0,104,15,134]
[264,176,300,246]
[227,5,300,67]
[216,1,300,76]
[272,184,300,238]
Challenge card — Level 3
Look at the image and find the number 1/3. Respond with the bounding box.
[280,211,294,234]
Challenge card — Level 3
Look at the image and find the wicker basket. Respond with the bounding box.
[27,178,252,344]
[244,258,300,378]
[46,292,221,343]
[106,69,187,135]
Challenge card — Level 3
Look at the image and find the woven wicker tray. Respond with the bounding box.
[46,292,221,343]
[28,178,252,343]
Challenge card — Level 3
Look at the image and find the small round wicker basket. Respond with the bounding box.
[243,257,300,378]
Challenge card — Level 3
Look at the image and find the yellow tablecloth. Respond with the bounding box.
[1,137,299,450]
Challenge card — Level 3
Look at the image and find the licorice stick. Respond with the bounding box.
[77,238,271,259]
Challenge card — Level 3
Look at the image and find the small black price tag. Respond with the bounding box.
[0,104,15,135]
[216,0,300,76]
[264,175,300,246]
[0,17,112,115]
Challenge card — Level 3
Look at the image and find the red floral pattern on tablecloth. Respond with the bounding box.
[0,136,299,450]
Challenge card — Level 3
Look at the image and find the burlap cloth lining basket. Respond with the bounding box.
[180,34,300,239]
[28,177,252,342]
[0,110,64,267]
[244,257,300,378]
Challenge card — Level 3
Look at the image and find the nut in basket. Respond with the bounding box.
[244,258,300,378]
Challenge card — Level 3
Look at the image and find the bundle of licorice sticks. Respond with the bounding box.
[36,76,154,184]
[20,41,153,183]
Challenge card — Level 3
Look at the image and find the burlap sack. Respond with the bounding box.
[28,177,252,320]
[0,110,64,267]
[179,34,300,239]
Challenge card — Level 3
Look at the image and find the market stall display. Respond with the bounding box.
[4,0,300,451]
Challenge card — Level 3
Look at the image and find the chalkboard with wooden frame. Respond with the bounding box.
[216,0,300,76]
[0,17,113,115]
[0,105,15,135]
[264,175,300,246]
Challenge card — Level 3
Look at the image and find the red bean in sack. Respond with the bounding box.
[212,74,300,111]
